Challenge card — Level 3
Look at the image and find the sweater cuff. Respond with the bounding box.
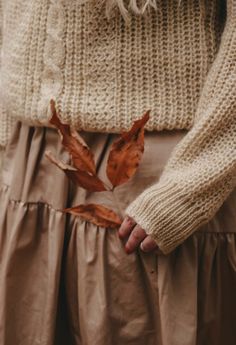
[124,177,208,254]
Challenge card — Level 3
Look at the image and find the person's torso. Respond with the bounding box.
[0,0,226,135]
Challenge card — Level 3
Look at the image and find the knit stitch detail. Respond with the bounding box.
[125,170,236,254]
[1,0,235,253]
[0,0,15,147]
[1,0,224,137]
[125,1,236,251]
[38,0,65,123]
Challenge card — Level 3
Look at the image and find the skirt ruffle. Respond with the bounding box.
[0,122,236,345]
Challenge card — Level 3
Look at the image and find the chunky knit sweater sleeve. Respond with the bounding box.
[125,0,236,255]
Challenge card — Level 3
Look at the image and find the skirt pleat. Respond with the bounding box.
[0,122,236,345]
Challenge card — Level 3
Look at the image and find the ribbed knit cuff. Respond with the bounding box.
[125,177,208,254]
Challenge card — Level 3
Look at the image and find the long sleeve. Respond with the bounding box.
[125,0,236,255]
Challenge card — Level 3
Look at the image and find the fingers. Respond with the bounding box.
[118,216,159,255]
[125,224,147,254]
[118,216,136,239]
[140,236,158,252]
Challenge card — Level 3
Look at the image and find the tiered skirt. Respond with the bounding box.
[0,122,236,345]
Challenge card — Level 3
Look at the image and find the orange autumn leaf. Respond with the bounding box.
[47,99,152,228]
[50,100,96,175]
[64,204,122,228]
[45,150,107,192]
[106,110,150,188]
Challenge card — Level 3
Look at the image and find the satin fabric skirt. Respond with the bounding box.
[0,121,236,345]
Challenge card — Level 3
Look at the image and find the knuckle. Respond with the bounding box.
[132,228,143,241]
[141,238,157,252]
[126,215,135,224]
[119,219,134,238]
[141,242,151,252]
[140,242,147,251]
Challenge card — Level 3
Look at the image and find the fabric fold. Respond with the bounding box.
[1,122,236,344]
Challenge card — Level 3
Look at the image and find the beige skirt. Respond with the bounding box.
[0,121,236,345]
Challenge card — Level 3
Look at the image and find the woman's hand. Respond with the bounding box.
[118,216,159,254]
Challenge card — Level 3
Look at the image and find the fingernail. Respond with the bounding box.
[118,232,124,239]
[125,246,131,254]
[118,228,125,239]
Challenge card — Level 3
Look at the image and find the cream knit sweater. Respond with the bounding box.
[0,0,235,253]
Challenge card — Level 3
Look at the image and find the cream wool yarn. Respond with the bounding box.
[103,0,182,22]
[103,0,159,22]
[0,0,236,253]
[1,0,226,136]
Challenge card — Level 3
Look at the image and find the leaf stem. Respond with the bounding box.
[103,181,113,191]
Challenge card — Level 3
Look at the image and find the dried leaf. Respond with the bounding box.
[47,100,151,228]
[49,100,96,175]
[45,150,107,192]
[64,204,122,228]
[106,110,150,187]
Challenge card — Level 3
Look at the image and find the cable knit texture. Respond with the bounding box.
[0,0,14,149]
[0,0,236,253]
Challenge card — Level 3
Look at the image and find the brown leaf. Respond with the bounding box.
[64,204,122,228]
[49,100,96,175]
[45,150,107,192]
[106,110,150,187]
